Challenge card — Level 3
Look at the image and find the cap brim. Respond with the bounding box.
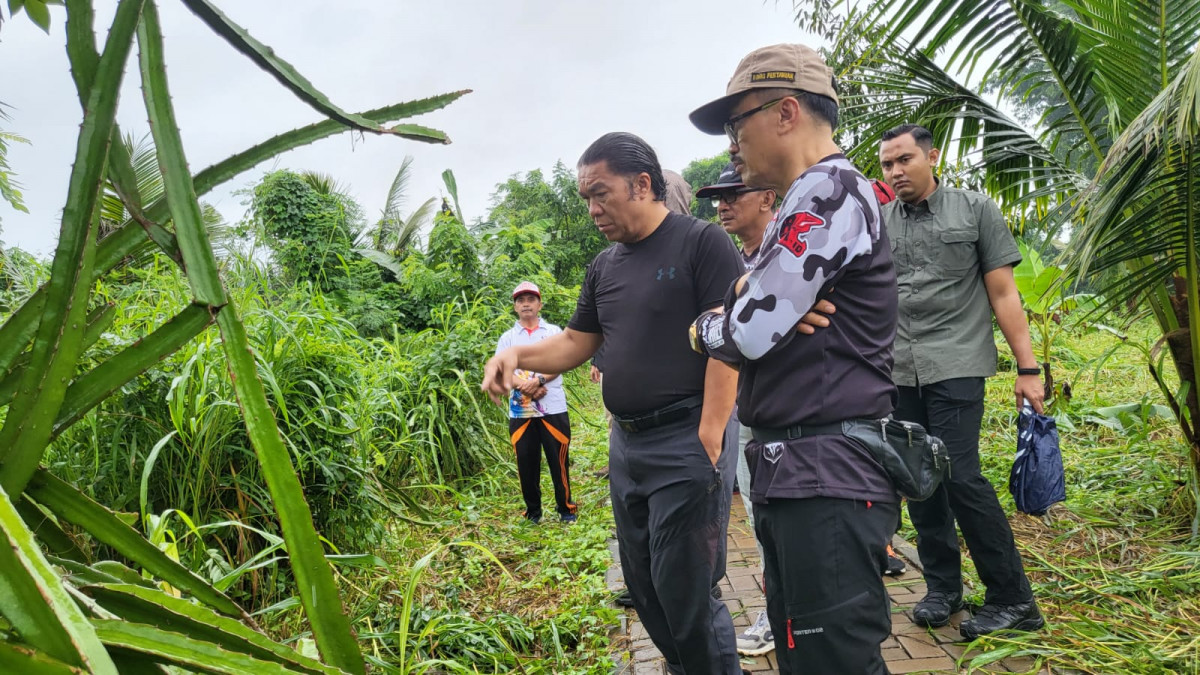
[689,92,742,135]
[512,291,541,299]
[695,180,746,198]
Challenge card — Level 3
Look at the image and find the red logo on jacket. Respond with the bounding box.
[777,211,827,257]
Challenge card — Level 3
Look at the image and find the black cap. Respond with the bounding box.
[695,163,746,198]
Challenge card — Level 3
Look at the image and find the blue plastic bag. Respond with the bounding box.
[1009,405,1066,515]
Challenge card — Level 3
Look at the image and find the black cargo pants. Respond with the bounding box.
[896,377,1033,605]
[755,496,896,675]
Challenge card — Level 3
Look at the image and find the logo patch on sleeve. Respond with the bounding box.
[776,211,827,257]
[701,315,725,349]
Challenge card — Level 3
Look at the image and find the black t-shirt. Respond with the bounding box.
[569,213,742,416]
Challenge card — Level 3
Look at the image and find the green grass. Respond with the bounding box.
[13,241,1200,673]
[325,371,619,673]
[934,324,1200,674]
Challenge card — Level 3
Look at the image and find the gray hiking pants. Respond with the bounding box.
[609,406,740,675]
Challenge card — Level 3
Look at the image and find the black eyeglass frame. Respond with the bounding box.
[709,187,766,207]
[723,97,788,146]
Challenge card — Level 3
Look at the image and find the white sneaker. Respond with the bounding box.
[736,610,775,656]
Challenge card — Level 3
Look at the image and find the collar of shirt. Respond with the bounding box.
[900,177,944,219]
[513,320,544,336]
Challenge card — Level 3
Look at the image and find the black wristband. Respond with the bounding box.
[1017,367,1041,376]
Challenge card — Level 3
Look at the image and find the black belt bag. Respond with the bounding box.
[611,394,704,433]
[752,418,949,501]
[841,418,950,501]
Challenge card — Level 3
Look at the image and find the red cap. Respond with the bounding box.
[512,281,541,299]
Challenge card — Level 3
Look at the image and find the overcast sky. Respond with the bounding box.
[0,1,815,256]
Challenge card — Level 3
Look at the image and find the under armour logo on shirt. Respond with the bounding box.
[656,267,676,281]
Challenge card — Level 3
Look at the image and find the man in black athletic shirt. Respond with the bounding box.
[483,132,744,674]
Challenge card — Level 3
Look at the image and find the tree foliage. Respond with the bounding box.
[681,152,728,221]
[795,0,1200,532]
[484,162,604,285]
[0,105,30,225]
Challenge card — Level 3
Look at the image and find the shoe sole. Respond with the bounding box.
[736,644,775,657]
[913,605,964,629]
[960,616,1045,640]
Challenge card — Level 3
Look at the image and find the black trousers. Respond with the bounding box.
[896,378,1033,605]
[609,407,740,675]
[756,497,895,675]
[509,413,575,520]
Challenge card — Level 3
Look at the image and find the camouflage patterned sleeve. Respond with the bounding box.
[692,168,878,362]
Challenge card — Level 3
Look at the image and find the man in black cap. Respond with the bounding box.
[696,163,777,269]
[687,44,899,674]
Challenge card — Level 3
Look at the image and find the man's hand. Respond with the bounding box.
[796,298,836,335]
[1015,374,1045,414]
[698,424,723,467]
[517,377,541,396]
[531,386,548,401]
[589,365,602,384]
[482,349,519,405]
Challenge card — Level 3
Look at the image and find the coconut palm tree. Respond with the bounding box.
[355,155,437,276]
[372,155,438,256]
[99,134,232,253]
[799,0,1200,532]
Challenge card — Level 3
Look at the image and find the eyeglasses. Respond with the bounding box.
[724,97,786,146]
[710,188,764,208]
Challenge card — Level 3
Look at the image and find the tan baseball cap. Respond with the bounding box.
[690,43,838,135]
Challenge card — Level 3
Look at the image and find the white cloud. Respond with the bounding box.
[0,0,814,256]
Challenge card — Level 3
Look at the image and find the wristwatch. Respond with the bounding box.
[1017,367,1041,376]
[536,375,547,385]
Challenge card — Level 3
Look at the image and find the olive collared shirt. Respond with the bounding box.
[881,183,1021,387]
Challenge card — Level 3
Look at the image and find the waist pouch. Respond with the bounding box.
[840,418,950,501]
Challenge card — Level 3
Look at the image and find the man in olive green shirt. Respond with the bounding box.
[879,124,1045,640]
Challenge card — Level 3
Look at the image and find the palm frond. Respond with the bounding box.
[298,170,345,197]
[373,156,416,252]
[395,197,437,255]
[1057,0,1200,137]
[1065,42,1200,306]
[856,0,1110,162]
[845,48,1088,226]
[382,155,414,223]
[353,247,403,277]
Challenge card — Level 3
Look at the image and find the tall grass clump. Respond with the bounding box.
[37,252,510,610]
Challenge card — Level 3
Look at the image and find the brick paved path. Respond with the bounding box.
[608,499,1043,674]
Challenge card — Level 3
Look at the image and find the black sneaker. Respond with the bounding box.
[912,590,963,628]
[883,544,906,576]
[960,601,1044,639]
[615,590,635,608]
